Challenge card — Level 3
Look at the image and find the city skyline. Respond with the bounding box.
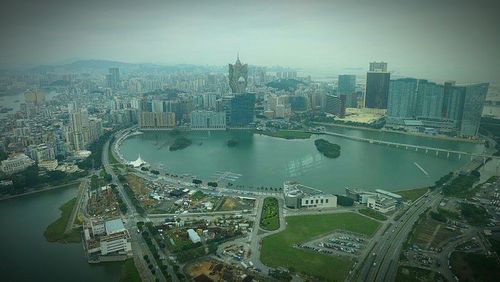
[0,0,499,84]
[1,2,500,281]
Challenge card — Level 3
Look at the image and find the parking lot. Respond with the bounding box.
[296,231,367,257]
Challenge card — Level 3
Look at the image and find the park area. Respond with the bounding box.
[260,212,380,281]
[260,197,280,231]
[43,197,81,243]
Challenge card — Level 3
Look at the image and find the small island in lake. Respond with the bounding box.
[314,138,341,158]
[227,139,239,147]
[169,136,192,151]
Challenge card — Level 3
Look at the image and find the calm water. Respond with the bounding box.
[0,186,122,282]
[0,90,59,116]
[119,128,484,193]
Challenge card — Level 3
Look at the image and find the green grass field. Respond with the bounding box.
[396,187,428,202]
[43,197,81,243]
[260,197,280,231]
[359,208,387,221]
[258,130,311,140]
[261,212,380,281]
[120,259,142,282]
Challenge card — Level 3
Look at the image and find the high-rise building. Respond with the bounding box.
[151,99,164,113]
[459,83,489,137]
[442,82,464,126]
[369,62,388,72]
[387,78,418,119]
[138,112,176,129]
[69,112,83,132]
[224,93,255,128]
[416,80,444,119]
[365,62,390,109]
[24,89,45,105]
[107,68,120,89]
[228,55,248,93]
[325,95,345,117]
[441,81,458,119]
[338,75,356,108]
[386,78,488,137]
[289,96,308,112]
[190,111,226,130]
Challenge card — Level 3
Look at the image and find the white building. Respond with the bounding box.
[283,181,337,209]
[190,110,226,130]
[84,218,132,260]
[27,143,55,162]
[0,153,35,174]
[366,195,397,214]
[187,228,201,243]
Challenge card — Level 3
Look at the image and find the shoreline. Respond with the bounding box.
[312,122,484,144]
[113,126,487,198]
[0,181,80,201]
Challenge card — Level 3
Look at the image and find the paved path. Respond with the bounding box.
[103,136,173,282]
[64,179,87,234]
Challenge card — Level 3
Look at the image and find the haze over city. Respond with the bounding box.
[1,1,500,282]
[1,0,500,83]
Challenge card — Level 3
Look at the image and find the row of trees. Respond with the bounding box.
[77,130,116,170]
[1,165,86,195]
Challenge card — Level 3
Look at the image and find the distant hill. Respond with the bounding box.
[266,79,305,91]
[28,60,225,74]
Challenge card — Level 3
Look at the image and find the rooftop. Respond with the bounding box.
[105,218,126,235]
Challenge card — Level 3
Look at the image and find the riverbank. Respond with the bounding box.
[395,187,429,202]
[256,130,312,140]
[312,122,483,144]
[0,180,81,201]
[43,197,82,243]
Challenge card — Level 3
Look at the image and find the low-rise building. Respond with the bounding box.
[0,153,35,174]
[84,218,132,262]
[188,228,201,243]
[366,194,397,214]
[283,181,337,209]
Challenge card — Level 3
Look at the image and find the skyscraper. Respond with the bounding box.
[24,89,45,105]
[338,75,356,108]
[223,93,255,128]
[442,82,464,125]
[365,62,390,109]
[387,78,488,137]
[107,68,120,89]
[416,80,444,119]
[228,55,248,93]
[369,62,388,72]
[387,78,418,119]
[325,95,345,117]
[459,83,489,137]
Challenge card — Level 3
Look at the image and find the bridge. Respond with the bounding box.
[316,131,499,161]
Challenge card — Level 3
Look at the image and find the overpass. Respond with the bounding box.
[316,131,498,162]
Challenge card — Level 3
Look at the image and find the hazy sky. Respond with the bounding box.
[1,0,499,82]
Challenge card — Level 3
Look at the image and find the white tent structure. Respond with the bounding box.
[130,155,146,167]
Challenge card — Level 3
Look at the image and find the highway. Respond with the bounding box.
[358,191,442,282]
[103,137,175,282]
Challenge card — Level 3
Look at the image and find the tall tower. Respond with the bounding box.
[228,54,248,93]
[365,62,390,109]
